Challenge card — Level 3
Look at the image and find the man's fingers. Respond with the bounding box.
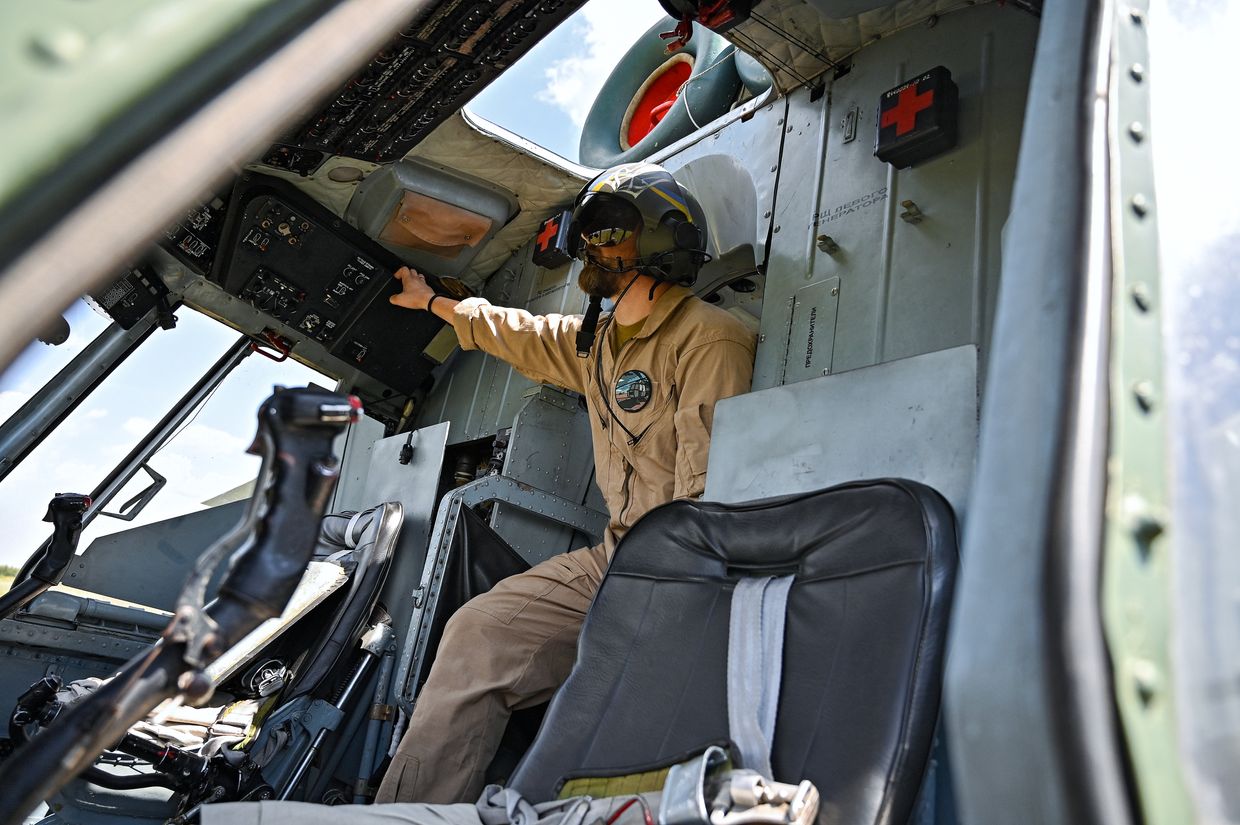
[389,266,431,313]
[394,266,426,287]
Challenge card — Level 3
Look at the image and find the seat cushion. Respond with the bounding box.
[508,478,958,825]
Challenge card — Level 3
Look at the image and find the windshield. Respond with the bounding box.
[0,307,324,573]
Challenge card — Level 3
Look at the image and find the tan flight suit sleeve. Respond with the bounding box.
[450,297,587,394]
[672,337,755,500]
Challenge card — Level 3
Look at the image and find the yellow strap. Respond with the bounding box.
[558,767,672,800]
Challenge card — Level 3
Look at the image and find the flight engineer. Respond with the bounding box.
[378,162,756,804]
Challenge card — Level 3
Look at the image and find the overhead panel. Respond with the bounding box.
[209,173,445,408]
[716,0,1041,94]
[262,0,589,172]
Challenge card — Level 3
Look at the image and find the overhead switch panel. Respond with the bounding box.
[213,175,445,397]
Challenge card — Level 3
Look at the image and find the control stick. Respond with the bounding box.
[0,492,91,621]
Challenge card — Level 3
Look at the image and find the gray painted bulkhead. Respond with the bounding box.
[756,6,1038,390]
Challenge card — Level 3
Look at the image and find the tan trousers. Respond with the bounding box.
[376,542,611,804]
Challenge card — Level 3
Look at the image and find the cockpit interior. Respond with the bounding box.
[0,1,1229,824]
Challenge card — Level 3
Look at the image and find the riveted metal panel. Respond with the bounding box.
[755,7,1038,390]
[491,387,598,563]
[656,97,786,294]
[1102,0,1195,820]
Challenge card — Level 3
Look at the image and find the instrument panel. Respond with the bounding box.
[212,174,447,401]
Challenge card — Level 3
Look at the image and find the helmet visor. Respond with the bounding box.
[575,195,642,250]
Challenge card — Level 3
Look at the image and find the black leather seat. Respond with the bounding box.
[508,479,958,825]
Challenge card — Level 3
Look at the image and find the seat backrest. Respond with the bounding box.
[508,478,958,825]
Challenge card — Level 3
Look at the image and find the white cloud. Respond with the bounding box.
[0,416,259,567]
[123,416,153,436]
[66,421,259,545]
[537,0,669,126]
[0,390,31,422]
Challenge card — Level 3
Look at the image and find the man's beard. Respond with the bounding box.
[578,261,630,299]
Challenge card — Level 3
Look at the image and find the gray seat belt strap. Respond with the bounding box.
[726,575,795,779]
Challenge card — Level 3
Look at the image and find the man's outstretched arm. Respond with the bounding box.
[390,266,587,394]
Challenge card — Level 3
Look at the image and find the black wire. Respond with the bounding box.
[749,11,840,69]
[728,28,819,89]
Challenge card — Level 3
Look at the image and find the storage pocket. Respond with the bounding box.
[673,402,711,498]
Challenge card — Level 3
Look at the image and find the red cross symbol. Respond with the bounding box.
[881,85,935,136]
[537,217,559,250]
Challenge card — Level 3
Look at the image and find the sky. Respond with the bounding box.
[468,0,668,160]
[0,0,667,568]
[0,302,324,567]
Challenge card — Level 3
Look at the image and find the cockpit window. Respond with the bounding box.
[465,0,668,163]
[0,301,109,429]
[0,308,325,577]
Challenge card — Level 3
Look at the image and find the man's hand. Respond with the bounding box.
[390,266,435,311]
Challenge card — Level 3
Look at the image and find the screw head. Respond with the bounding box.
[1133,380,1157,412]
[1131,193,1150,218]
[1132,659,1159,706]
[1129,63,1146,82]
[1128,122,1146,143]
[1131,282,1152,312]
[29,28,89,66]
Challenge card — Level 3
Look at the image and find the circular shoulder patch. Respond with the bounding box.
[615,369,653,412]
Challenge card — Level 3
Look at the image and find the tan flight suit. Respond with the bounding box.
[377,285,755,804]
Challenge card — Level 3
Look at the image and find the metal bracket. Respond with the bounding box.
[97,463,166,521]
[1101,1,1194,821]
[841,106,859,143]
[299,698,346,737]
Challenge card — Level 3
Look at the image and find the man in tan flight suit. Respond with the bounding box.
[377,162,755,804]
